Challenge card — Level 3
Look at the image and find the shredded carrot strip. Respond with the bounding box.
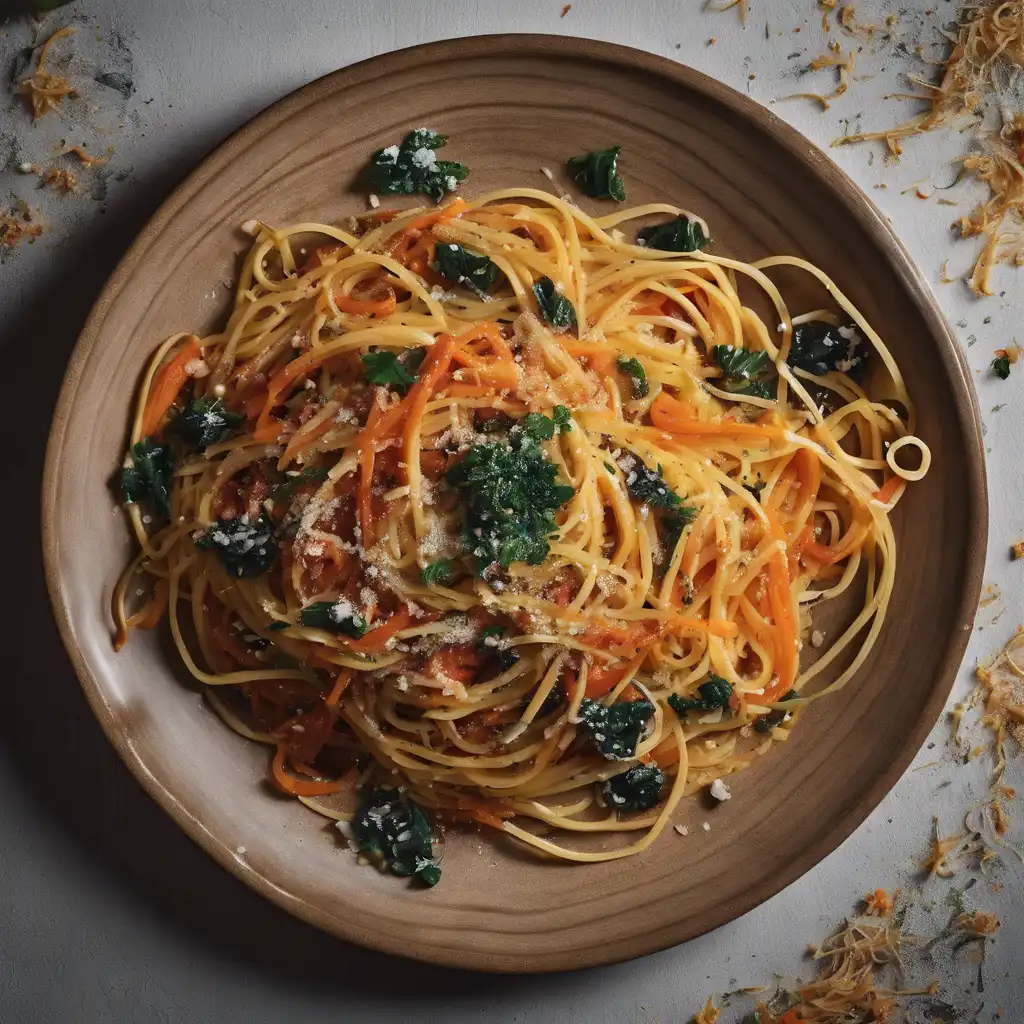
[325,669,353,707]
[345,606,418,654]
[271,743,344,796]
[873,474,904,504]
[649,392,784,441]
[141,336,201,436]
[132,578,169,630]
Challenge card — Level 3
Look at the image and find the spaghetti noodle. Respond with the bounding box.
[113,187,927,871]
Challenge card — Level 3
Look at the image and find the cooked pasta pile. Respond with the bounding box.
[113,187,928,869]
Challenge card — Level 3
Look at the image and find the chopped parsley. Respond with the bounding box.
[577,697,654,760]
[516,409,572,442]
[173,397,243,449]
[366,129,468,203]
[352,787,441,887]
[668,676,733,717]
[270,465,329,503]
[712,345,776,400]
[446,429,574,571]
[787,322,866,379]
[432,242,500,296]
[636,216,710,252]
[298,599,367,637]
[992,354,1012,380]
[616,356,650,399]
[566,145,626,201]
[621,455,689,513]
[361,350,420,394]
[532,276,577,333]
[121,437,173,518]
[602,763,664,811]
[195,513,278,578]
[420,559,455,586]
[753,689,799,733]
[743,479,767,501]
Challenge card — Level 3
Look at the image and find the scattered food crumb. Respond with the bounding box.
[560,3,572,16]
[17,26,76,120]
[1011,540,1024,560]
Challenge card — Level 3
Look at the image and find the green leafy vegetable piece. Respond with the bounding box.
[636,216,709,252]
[743,479,767,501]
[270,466,329,503]
[552,405,572,433]
[266,621,289,632]
[532,276,577,333]
[475,410,515,434]
[476,625,506,649]
[420,559,455,586]
[577,697,654,760]
[477,625,520,671]
[298,599,367,637]
[121,437,173,518]
[352,787,441,887]
[787,322,866,379]
[753,689,799,733]
[195,513,279,578]
[616,355,650,399]
[173,397,243,448]
[668,676,733,717]
[362,350,420,394]
[446,430,575,572]
[521,412,556,441]
[432,242,500,295]
[566,145,626,201]
[602,763,665,811]
[366,129,468,204]
[712,344,776,400]
[620,454,687,513]
[992,354,1011,380]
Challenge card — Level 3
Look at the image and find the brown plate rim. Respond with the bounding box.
[41,33,987,972]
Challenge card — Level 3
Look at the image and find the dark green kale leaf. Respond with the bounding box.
[362,350,420,394]
[616,356,650,399]
[173,397,243,449]
[668,676,733,717]
[636,216,710,252]
[992,354,1012,380]
[566,145,626,201]
[476,624,506,650]
[121,437,173,518]
[712,344,776,400]
[477,625,521,672]
[298,599,367,637]
[270,466,329,503]
[602,763,665,811]
[420,559,455,586]
[195,513,279,578]
[352,787,441,887]
[552,405,572,433]
[620,454,688,512]
[787,322,866,379]
[446,431,575,572]
[533,276,577,333]
[577,697,654,760]
[516,408,573,442]
[432,242,500,296]
[366,129,468,204]
[753,689,799,733]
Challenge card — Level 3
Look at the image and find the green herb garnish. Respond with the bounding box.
[753,689,799,733]
[992,354,1012,380]
[668,676,733,717]
[195,513,278,578]
[533,276,577,333]
[366,129,468,203]
[420,559,455,586]
[566,145,626,201]
[270,466,329,503]
[636,216,709,252]
[362,350,420,394]
[476,627,520,672]
[616,355,650,399]
[712,344,776,400]
[621,455,689,513]
[432,242,500,296]
[577,697,654,760]
[602,763,665,811]
[298,599,367,637]
[446,429,574,572]
[352,787,441,887]
[552,405,572,433]
[173,397,243,449]
[121,437,173,518]
[787,322,865,378]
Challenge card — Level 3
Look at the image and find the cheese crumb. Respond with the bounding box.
[673,824,689,836]
[702,821,711,832]
[709,778,732,802]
